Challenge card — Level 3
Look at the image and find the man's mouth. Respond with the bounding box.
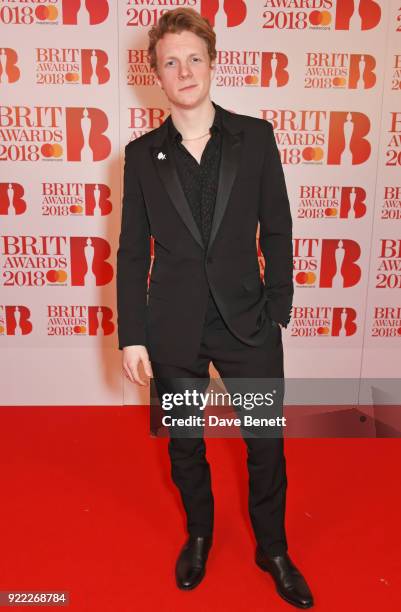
[179,84,197,91]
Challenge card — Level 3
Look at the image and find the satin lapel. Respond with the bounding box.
[150,136,204,249]
[207,126,243,254]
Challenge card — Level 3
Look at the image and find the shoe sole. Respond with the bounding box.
[255,556,314,609]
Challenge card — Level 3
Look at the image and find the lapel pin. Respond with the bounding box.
[157,151,167,160]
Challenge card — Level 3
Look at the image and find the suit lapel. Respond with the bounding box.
[207,126,242,254]
[150,105,243,252]
[151,133,204,249]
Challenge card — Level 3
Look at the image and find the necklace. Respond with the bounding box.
[181,130,210,141]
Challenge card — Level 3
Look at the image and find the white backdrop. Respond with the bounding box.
[0,0,400,405]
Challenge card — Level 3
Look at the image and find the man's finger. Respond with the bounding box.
[123,363,135,383]
[132,360,147,386]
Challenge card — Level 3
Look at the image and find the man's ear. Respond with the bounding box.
[210,62,216,80]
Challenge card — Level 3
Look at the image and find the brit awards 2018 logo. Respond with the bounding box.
[127,50,156,87]
[126,0,196,27]
[35,48,110,85]
[0,305,32,336]
[381,186,401,220]
[391,55,401,91]
[215,50,289,88]
[0,0,109,25]
[0,48,20,83]
[47,305,114,337]
[261,110,371,165]
[0,183,27,215]
[260,0,381,31]
[0,106,111,162]
[304,53,376,89]
[293,238,362,288]
[200,0,247,27]
[0,235,113,287]
[41,183,112,216]
[371,306,401,338]
[376,240,401,290]
[392,55,401,91]
[291,306,358,337]
[296,185,367,219]
[385,113,401,167]
[0,182,112,216]
[128,107,168,140]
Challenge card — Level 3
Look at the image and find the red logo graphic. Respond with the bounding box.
[88,306,114,335]
[327,112,371,165]
[335,0,381,31]
[320,239,361,288]
[0,306,32,336]
[201,0,247,27]
[348,54,376,89]
[261,52,289,87]
[339,187,367,218]
[84,184,112,216]
[70,237,113,286]
[331,307,357,336]
[0,48,20,83]
[62,0,109,25]
[81,49,110,84]
[0,183,26,215]
[65,108,111,161]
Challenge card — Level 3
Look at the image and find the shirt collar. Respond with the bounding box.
[168,101,221,143]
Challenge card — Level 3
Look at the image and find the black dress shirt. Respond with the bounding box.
[167,104,222,248]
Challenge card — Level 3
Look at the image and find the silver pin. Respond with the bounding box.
[157,151,167,160]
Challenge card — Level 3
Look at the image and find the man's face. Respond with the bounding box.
[154,30,215,109]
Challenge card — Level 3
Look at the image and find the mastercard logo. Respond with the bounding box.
[309,11,331,26]
[296,272,316,285]
[244,75,259,85]
[332,77,347,87]
[73,325,87,334]
[69,205,84,214]
[324,208,338,217]
[65,73,80,82]
[317,326,330,335]
[303,147,324,162]
[41,144,63,158]
[0,325,5,334]
[46,270,68,283]
[35,6,58,21]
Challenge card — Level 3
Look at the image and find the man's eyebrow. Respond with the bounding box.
[164,52,201,60]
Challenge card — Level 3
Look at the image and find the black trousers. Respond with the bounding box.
[151,291,288,556]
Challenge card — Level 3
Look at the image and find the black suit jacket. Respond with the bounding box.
[116,102,294,367]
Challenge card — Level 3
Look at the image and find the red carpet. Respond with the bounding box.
[0,407,399,612]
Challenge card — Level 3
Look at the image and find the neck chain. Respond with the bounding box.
[181,130,211,142]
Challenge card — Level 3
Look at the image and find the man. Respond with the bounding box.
[117,8,313,609]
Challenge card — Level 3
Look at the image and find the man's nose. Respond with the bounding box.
[178,63,192,79]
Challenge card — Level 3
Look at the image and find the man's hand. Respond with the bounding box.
[122,345,153,386]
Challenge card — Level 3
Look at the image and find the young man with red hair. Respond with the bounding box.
[117,8,313,609]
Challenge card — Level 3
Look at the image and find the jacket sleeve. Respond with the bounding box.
[259,121,294,328]
[116,143,151,349]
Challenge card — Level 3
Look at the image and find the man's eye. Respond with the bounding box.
[192,57,201,62]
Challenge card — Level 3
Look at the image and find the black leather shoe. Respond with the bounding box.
[175,535,212,590]
[255,546,314,608]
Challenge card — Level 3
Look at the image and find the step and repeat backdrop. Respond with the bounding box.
[0,0,400,405]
